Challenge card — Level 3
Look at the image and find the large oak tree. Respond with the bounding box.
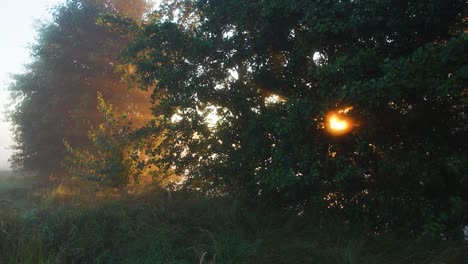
[126,0,467,229]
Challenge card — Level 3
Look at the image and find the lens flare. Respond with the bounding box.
[325,108,354,136]
[329,115,348,131]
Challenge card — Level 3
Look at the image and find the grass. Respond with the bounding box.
[1,176,467,263]
[0,171,43,215]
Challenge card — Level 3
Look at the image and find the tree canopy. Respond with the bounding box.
[124,0,467,230]
[8,0,152,177]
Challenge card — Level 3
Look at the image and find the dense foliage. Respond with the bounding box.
[8,0,152,177]
[124,0,467,233]
[64,94,137,187]
[6,0,468,239]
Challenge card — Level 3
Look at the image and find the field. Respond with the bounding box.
[0,171,467,264]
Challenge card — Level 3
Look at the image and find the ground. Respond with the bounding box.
[1,171,467,264]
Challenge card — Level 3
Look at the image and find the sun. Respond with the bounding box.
[329,114,349,131]
[325,108,354,136]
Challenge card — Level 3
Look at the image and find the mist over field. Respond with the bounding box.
[0,121,12,170]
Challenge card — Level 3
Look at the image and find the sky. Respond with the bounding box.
[0,0,64,170]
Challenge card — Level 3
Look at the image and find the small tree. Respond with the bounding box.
[65,93,138,187]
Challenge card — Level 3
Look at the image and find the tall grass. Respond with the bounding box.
[1,178,467,263]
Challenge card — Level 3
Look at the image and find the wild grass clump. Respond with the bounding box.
[2,189,259,263]
[0,203,21,257]
[1,178,467,263]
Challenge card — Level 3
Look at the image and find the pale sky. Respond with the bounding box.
[0,0,64,170]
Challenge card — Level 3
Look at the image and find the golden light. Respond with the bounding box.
[329,115,348,130]
[265,94,286,105]
[338,106,353,114]
[325,107,354,136]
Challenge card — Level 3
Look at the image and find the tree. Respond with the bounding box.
[65,94,141,187]
[125,0,467,231]
[9,0,152,178]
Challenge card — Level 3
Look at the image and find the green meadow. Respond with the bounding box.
[1,173,467,264]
